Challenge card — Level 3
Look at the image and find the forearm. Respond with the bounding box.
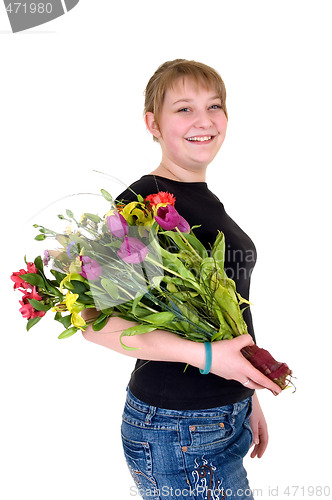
[82,312,281,393]
[82,313,205,368]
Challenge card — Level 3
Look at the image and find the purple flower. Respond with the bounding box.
[176,216,190,233]
[155,204,190,233]
[80,256,102,281]
[43,250,50,266]
[107,212,128,238]
[117,236,148,264]
[67,241,78,258]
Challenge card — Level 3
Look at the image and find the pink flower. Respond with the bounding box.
[80,256,102,281]
[117,236,148,264]
[107,212,128,238]
[11,270,30,290]
[27,262,37,274]
[155,204,190,233]
[20,286,43,303]
[11,262,38,290]
[19,303,45,320]
[19,287,45,319]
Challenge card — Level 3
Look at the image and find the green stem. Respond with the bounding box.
[145,255,184,279]
[175,227,202,261]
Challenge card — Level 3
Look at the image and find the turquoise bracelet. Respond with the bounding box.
[199,342,212,375]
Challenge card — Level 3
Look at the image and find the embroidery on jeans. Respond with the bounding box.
[192,456,226,500]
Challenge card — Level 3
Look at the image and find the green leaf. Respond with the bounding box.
[19,273,45,288]
[35,234,46,241]
[101,278,119,299]
[34,256,44,272]
[158,247,200,289]
[99,307,114,315]
[26,316,42,331]
[66,209,74,218]
[101,189,113,202]
[92,313,110,331]
[120,324,157,350]
[58,327,78,339]
[28,299,51,312]
[77,293,93,305]
[84,213,102,223]
[211,231,226,273]
[50,269,67,285]
[161,230,208,259]
[138,311,175,325]
[67,280,88,294]
[54,313,72,328]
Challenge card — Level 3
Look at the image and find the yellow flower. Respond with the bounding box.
[120,202,154,227]
[52,291,86,329]
[69,257,82,274]
[65,291,86,328]
[59,272,85,292]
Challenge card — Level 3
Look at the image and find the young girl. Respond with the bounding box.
[82,59,281,499]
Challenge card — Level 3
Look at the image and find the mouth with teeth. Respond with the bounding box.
[185,135,215,143]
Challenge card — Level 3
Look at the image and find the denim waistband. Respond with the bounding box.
[125,386,251,418]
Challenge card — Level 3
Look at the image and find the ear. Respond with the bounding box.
[144,112,161,139]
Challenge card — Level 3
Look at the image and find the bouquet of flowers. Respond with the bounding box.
[11,187,293,391]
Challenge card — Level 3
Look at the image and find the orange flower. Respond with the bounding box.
[144,191,176,207]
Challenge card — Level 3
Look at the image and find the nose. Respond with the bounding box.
[193,109,213,129]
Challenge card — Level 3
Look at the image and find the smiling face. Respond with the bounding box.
[145,77,228,180]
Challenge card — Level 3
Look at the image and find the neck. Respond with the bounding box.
[149,162,207,183]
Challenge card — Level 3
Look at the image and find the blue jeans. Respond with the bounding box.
[121,388,254,499]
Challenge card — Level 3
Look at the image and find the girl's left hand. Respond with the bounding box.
[249,392,269,458]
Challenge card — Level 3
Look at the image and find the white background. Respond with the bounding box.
[1,1,331,499]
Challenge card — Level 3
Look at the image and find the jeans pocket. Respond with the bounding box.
[121,433,157,489]
[189,417,235,449]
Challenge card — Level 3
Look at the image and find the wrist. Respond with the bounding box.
[199,342,212,374]
[174,336,206,370]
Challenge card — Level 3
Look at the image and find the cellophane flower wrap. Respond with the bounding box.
[11,186,293,391]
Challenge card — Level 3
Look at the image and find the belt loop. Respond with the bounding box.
[145,405,157,425]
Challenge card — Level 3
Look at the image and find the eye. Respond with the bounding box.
[209,104,222,110]
[177,107,191,112]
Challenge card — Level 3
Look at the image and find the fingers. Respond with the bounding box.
[246,363,282,394]
[250,431,268,459]
[233,334,255,348]
[232,335,282,394]
[239,359,282,394]
[240,378,267,391]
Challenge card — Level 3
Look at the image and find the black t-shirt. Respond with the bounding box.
[116,174,257,409]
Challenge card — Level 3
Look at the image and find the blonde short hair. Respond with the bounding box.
[144,59,228,141]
